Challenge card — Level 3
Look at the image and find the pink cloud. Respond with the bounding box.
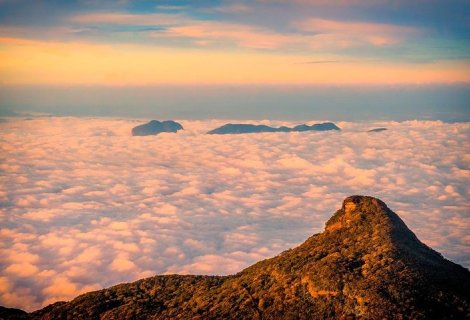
[299,18,415,34]
[163,22,295,49]
[71,12,188,26]
[146,16,417,50]
[296,18,418,47]
[278,155,314,169]
[214,4,251,13]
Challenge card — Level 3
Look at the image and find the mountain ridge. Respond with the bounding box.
[207,122,340,134]
[2,196,469,319]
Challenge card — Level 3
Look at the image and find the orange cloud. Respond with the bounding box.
[4,263,38,277]
[42,276,100,304]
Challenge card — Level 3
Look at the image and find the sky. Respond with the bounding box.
[1,117,469,311]
[0,0,469,85]
[0,0,469,119]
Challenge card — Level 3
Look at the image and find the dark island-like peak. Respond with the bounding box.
[207,123,280,134]
[367,127,387,132]
[292,122,340,132]
[207,122,340,134]
[131,120,183,136]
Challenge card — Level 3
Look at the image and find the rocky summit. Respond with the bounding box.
[2,196,469,319]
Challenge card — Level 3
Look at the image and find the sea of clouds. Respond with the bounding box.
[0,117,469,311]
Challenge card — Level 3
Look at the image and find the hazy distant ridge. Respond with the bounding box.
[207,122,340,134]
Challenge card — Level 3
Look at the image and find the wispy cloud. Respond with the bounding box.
[295,18,418,47]
[298,60,342,64]
[298,18,416,34]
[68,12,416,50]
[155,5,190,12]
[213,4,252,13]
[161,21,295,49]
[70,12,188,26]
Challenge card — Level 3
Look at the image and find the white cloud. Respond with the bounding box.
[0,117,468,311]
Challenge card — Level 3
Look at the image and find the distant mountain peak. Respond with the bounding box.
[367,127,387,133]
[207,122,340,134]
[131,120,183,136]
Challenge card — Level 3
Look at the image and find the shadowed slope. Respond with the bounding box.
[5,196,470,319]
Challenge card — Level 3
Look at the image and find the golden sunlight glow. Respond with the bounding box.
[0,38,469,85]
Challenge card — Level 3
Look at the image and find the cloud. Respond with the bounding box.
[4,262,38,277]
[277,155,313,169]
[161,18,412,49]
[0,117,469,312]
[1,36,469,85]
[70,12,188,26]
[155,5,190,12]
[110,255,137,272]
[213,4,252,13]
[69,11,413,50]
[295,18,418,47]
[161,21,297,49]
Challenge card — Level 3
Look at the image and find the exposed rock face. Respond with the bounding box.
[207,122,340,134]
[4,196,469,319]
[131,120,183,136]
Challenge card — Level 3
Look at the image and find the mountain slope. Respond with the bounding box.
[5,196,470,319]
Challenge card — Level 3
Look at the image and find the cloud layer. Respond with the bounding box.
[0,117,469,311]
